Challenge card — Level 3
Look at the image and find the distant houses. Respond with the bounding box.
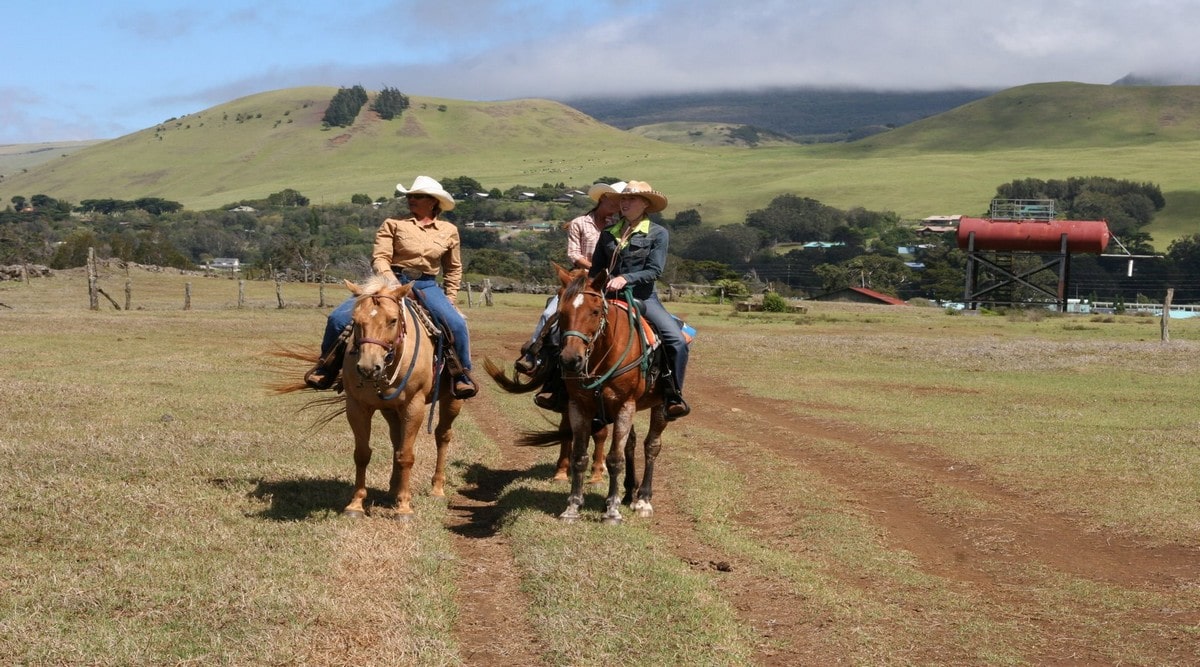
[207,258,240,272]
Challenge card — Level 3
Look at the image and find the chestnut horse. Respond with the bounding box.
[548,263,670,524]
[303,277,463,519]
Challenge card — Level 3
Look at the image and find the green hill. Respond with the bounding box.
[2,83,1199,248]
[848,82,1200,151]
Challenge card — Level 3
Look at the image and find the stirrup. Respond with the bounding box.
[304,366,338,391]
[664,397,690,421]
[452,376,477,399]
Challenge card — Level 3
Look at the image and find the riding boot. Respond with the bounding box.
[305,339,346,391]
[514,338,541,376]
[534,354,567,412]
[660,357,690,421]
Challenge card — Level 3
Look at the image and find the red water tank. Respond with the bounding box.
[956,217,1111,254]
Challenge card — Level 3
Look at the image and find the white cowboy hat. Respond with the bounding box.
[586,180,627,202]
[621,180,668,213]
[396,175,456,211]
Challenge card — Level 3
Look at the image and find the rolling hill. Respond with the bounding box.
[2,83,1199,247]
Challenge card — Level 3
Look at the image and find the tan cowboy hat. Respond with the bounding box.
[621,180,668,213]
[396,175,456,211]
[586,180,627,202]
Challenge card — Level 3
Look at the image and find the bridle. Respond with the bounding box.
[560,286,647,391]
[350,293,421,398]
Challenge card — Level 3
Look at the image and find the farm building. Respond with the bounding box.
[811,286,908,306]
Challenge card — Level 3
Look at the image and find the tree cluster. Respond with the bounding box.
[9,173,1200,305]
[371,86,410,120]
[322,85,369,128]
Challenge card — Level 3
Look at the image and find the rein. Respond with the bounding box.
[351,294,422,401]
[563,286,651,391]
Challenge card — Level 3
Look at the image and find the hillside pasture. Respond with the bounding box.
[2,84,1200,249]
[2,267,1199,665]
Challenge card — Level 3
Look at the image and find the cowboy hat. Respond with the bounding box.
[396,175,456,211]
[621,180,668,213]
[586,180,627,202]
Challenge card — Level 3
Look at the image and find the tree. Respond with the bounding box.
[745,194,845,244]
[350,193,373,205]
[266,189,310,207]
[371,86,410,120]
[670,208,702,229]
[322,85,369,127]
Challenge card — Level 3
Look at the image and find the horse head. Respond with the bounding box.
[555,263,608,376]
[345,278,414,384]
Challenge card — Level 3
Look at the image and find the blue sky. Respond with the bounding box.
[5,0,1199,144]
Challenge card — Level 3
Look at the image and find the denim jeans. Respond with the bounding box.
[321,275,472,373]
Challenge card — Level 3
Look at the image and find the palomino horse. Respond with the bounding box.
[549,263,670,524]
[332,277,462,518]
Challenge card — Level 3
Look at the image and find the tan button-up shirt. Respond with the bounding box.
[371,216,463,302]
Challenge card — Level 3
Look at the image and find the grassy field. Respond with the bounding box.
[2,266,1198,664]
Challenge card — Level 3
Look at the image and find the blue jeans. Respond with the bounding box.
[528,294,559,346]
[322,275,472,373]
[639,294,688,392]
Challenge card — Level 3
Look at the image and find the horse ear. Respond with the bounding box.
[590,269,608,291]
[345,279,363,296]
[386,283,414,300]
[552,261,572,286]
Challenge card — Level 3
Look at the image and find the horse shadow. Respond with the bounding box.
[242,476,370,522]
[231,460,617,527]
[446,460,602,537]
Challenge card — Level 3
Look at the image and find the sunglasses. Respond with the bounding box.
[405,194,433,201]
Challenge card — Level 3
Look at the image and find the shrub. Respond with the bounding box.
[761,291,789,312]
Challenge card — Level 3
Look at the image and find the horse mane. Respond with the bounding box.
[356,274,393,296]
[560,269,591,304]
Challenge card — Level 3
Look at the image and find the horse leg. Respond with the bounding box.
[554,413,572,482]
[631,408,668,518]
[559,403,593,522]
[431,393,463,498]
[381,403,420,518]
[601,404,637,525]
[343,401,375,519]
[621,425,638,505]
[587,421,609,485]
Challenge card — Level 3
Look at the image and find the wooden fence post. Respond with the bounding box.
[466,282,474,308]
[319,282,326,308]
[483,278,493,307]
[238,280,246,308]
[87,248,99,310]
[184,283,192,310]
[125,279,132,311]
[275,277,284,309]
[1162,288,1174,342]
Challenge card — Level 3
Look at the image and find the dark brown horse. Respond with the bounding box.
[278,277,463,519]
[482,358,610,484]
[545,263,670,523]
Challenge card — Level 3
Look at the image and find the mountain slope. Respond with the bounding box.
[2,84,1200,247]
[0,87,676,211]
[847,82,1200,152]
[564,88,996,140]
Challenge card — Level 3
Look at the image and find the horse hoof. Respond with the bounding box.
[342,509,365,519]
[553,472,569,482]
[602,515,623,526]
[559,511,580,523]
[636,507,654,518]
[392,512,414,523]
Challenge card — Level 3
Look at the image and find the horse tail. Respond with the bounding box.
[516,426,569,448]
[482,356,546,394]
[265,345,321,395]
